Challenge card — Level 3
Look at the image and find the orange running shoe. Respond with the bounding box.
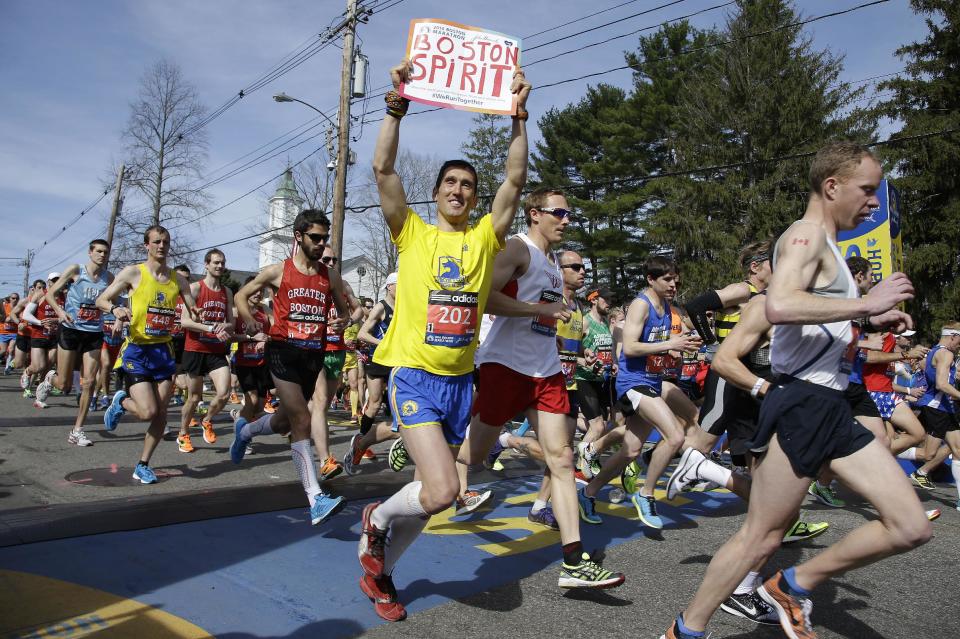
[757,570,817,639]
[229,392,240,404]
[189,417,199,428]
[200,418,217,444]
[363,449,377,460]
[177,433,195,453]
[319,455,343,481]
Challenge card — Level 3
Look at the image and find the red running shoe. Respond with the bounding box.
[359,574,407,622]
[358,502,387,577]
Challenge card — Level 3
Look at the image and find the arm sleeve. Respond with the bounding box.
[22,302,41,326]
[685,289,724,343]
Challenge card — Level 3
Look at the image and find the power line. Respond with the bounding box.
[524,0,647,41]
[32,189,110,257]
[176,126,959,257]
[526,0,689,52]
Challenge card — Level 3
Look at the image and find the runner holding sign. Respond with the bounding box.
[356,57,531,622]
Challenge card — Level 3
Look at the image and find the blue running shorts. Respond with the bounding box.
[388,366,473,445]
[117,342,176,386]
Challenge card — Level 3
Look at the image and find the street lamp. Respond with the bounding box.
[273,92,349,262]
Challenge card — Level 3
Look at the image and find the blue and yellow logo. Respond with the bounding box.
[401,400,418,417]
[436,256,465,290]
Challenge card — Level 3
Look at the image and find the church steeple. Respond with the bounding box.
[258,167,304,269]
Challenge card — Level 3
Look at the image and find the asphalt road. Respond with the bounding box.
[1,373,958,639]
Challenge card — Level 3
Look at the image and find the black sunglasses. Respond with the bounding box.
[321,256,338,265]
[561,263,585,272]
[304,232,329,243]
[537,207,571,220]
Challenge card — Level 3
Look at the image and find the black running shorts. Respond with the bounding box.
[919,406,959,439]
[576,379,612,422]
[15,334,30,352]
[748,376,875,478]
[171,336,186,365]
[181,350,229,377]
[365,360,391,380]
[266,340,323,399]
[698,368,740,436]
[616,384,659,417]
[843,381,881,419]
[236,364,272,397]
[58,326,103,354]
[30,335,56,350]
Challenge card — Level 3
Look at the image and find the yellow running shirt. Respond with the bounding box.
[127,263,180,344]
[374,209,503,376]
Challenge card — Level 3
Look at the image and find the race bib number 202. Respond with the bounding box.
[425,290,479,347]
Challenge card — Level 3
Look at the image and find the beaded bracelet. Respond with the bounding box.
[385,90,409,119]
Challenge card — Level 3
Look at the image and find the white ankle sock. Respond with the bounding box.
[697,457,733,487]
[290,439,321,503]
[384,513,429,575]
[897,447,917,460]
[531,499,547,513]
[953,460,960,501]
[498,431,512,448]
[733,571,760,595]
[240,413,273,439]
[372,480,427,530]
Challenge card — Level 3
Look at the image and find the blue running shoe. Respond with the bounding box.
[528,506,559,530]
[577,486,602,525]
[98,394,110,411]
[230,418,250,464]
[104,390,127,431]
[514,418,531,437]
[310,492,345,525]
[132,463,157,484]
[632,493,663,529]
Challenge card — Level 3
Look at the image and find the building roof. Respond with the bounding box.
[272,168,301,202]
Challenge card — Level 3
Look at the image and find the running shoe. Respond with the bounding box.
[576,440,600,479]
[659,620,709,639]
[189,417,199,428]
[782,519,829,544]
[19,370,30,390]
[558,552,625,589]
[667,447,704,500]
[633,493,663,529]
[926,508,941,521]
[132,463,158,484]
[230,418,250,464]
[33,399,48,409]
[245,443,254,456]
[513,418,531,437]
[577,486,602,525]
[528,506,560,530]
[359,574,407,622]
[229,408,240,421]
[229,391,240,404]
[455,489,492,515]
[388,438,409,472]
[35,380,51,402]
[363,449,377,460]
[22,388,33,399]
[98,394,110,411]
[343,434,365,475]
[87,393,97,412]
[640,446,654,468]
[807,481,845,507]
[200,418,217,444]
[50,386,64,396]
[910,470,935,490]
[358,502,387,577]
[177,433,195,453]
[757,570,816,639]
[720,591,780,625]
[621,460,641,495]
[103,390,127,431]
[171,394,185,407]
[310,492,344,525]
[319,455,343,481]
[3,364,12,375]
[485,436,506,470]
[67,430,93,447]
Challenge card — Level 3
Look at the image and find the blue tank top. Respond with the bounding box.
[917,345,956,414]
[64,266,111,332]
[848,337,867,385]
[616,293,672,398]
[369,299,394,358]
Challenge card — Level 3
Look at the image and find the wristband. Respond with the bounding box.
[750,377,766,399]
[385,90,409,119]
[109,305,118,315]
[513,107,529,121]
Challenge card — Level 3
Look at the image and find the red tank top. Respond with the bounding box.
[325,305,347,352]
[170,295,186,337]
[863,332,896,392]
[269,258,331,350]
[184,281,228,354]
[235,309,268,367]
[29,294,62,339]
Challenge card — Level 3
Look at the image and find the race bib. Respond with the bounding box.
[76,303,101,323]
[645,355,667,375]
[840,325,860,375]
[425,290,478,347]
[560,351,577,385]
[145,305,175,337]
[531,290,562,336]
[240,340,264,362]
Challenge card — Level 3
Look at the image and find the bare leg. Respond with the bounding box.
[179,375,203,436]
[70,349,101,435]
[204,364,232,422]
[888,402,925,455]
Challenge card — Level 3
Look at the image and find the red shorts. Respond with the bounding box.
[473,362,570,425]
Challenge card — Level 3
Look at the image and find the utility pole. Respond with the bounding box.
[105,164,125,259]
[330,0,357,262]
[22,250,34,296]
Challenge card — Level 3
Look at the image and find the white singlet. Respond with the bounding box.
[769,223,859,391]
[476,234,563,378]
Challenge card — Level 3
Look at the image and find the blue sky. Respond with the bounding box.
[0,0,931,287]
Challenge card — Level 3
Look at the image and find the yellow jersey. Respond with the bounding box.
[128,263,180,344]
[714,282,760,343]
[556,299,583,391]
[374,210,503,376]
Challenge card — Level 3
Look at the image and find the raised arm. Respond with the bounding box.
[45,264,80,324]
[489,69,532,242]
[686,281,752,343]
[372,60,414,239]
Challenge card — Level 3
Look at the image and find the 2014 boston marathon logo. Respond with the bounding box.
[401,400,418,417]
[436,256,466,291]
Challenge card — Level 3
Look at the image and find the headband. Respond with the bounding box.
[748,253,769,265]
[942,329,960,337]
[586,290,600,302]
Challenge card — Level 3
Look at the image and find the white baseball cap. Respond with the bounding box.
[897,329,916,337]
[47,272,61,281]
[385,272,398,286]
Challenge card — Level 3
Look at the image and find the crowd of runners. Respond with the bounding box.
[2,61,959,639]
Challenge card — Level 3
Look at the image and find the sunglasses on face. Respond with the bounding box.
[561,263,585,272]
[364,305,373,309]
[321,256,338,265]
[537,207,571,220]
[304,232,329,244]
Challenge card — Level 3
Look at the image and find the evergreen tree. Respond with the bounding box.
[877,0,960,339]
[645,0,875,297]
[461,113,511,222]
